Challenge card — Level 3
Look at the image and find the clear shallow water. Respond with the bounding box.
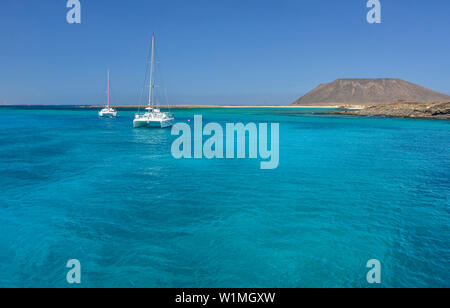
[0,106,448,288]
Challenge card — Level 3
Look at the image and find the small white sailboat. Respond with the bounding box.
[134,33,174,128]
[99,70,117,117]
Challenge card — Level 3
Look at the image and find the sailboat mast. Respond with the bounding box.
[107,69,110,109]
[148,33,155,107]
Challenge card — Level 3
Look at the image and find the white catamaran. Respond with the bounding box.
[133,33,174,128]
[99,70,117,117]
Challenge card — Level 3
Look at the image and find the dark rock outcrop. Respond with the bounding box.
[333,101,450,120]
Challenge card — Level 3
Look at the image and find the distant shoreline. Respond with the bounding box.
[85,105,345,109]
[0,104,349,109]
[3,103,449,119]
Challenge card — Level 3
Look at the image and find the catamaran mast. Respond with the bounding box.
[107,69,110,109]
[148,33,155,107]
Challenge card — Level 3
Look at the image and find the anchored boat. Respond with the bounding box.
[99,70,117,117]
[133,33,174,128]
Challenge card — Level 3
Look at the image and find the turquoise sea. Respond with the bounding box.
[0,106,448,288]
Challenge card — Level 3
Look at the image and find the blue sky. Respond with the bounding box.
[0,0,449,105]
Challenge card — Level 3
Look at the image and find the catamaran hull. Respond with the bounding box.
[99,112,117,118]
[133,118,174,128]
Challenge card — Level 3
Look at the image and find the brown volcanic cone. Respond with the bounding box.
[293,78,450,106]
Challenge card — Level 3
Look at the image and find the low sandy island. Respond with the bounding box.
[84,105,349,109]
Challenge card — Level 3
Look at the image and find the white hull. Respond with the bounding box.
[99,109,117,117]
[133,117,173,128]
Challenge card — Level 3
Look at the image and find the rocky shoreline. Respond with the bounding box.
[333,101,450,120]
